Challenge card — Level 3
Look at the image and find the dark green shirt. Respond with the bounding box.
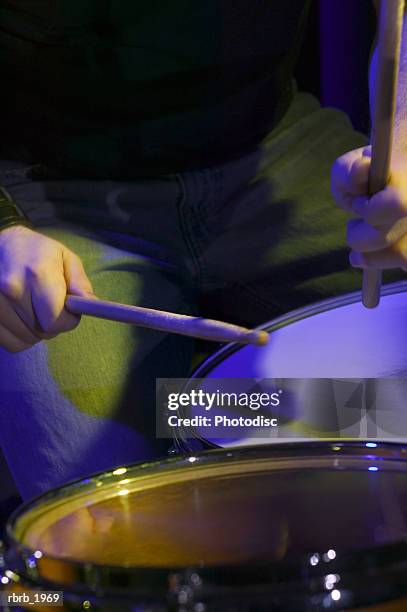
[0,1,310,179]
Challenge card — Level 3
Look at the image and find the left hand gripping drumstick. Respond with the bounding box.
[363,0,404,308]
[65,295,269,346]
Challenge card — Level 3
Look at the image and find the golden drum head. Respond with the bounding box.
[5,442,407,610]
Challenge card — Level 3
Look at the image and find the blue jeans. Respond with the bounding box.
[0,92,367,499]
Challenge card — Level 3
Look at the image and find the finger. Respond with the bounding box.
[14,295,59,340]
[0,292,42,345]
[349,156,371,195]
[349,233,407,270]
[350,186,407,226]
[331,147,370,212]
[63,249,94,297]
[347,217,407,252]
[30,273,80,334]
[0,273,56,340]
[0,321,34,353]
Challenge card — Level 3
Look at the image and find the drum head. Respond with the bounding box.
[5,443,407,610]
[196,282,407,379]
[184,282,407,448]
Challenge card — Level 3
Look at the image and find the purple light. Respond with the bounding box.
[368,466,379,472]
[366,442,377,448]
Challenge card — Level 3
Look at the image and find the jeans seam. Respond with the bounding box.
[232,280,283,318]
[175,173,206,286]
[176,166,225,290]
[191,167,225,288]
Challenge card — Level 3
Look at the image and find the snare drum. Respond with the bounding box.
[182,282,407,449]
[2,442,407,610]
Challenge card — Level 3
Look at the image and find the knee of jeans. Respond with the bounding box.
[0,342,49,394]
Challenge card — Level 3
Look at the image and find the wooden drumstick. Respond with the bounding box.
[65,295,269,346]
[363,0,404,308]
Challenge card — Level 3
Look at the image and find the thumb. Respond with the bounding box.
[349,155,371,196]
[63,249,95,298]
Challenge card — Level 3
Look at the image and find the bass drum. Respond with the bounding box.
[2,442,407,611]
[183,282,407,449]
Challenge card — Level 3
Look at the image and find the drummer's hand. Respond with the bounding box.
[331,145,407,271]
[0,225,94,352]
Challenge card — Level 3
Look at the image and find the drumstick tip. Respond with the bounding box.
[255,331,269,346]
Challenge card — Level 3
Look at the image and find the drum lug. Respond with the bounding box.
[0,540,11,612]
[0,539,6,577]
[167,570,205,612]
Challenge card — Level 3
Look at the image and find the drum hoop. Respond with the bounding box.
[5,441,407,600]
[191,280,407,381]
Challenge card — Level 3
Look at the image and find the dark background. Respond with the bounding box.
[296,0,376,134]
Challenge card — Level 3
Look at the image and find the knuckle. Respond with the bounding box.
[6,342,28,354]
[37,330,58,341]
[6,345,20,353]
[349,159,369,193]
[0,274,23,300]
[27,336,41,347]
[63,315,81,332]
[350,156,364,175]
[39,319,58,334]
[47,314,80,336]
[70,250,81,262]
[63,246,78,261]
[38,324,51,335]
[336,150,352,165]
[25,264,47,283]
[351,157,367,178]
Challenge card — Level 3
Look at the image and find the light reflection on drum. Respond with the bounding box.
[4,443,407,610]
[186,283,407,448]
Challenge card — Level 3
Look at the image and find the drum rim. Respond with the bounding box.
[5,441,407,602]
[190,280,407,380]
